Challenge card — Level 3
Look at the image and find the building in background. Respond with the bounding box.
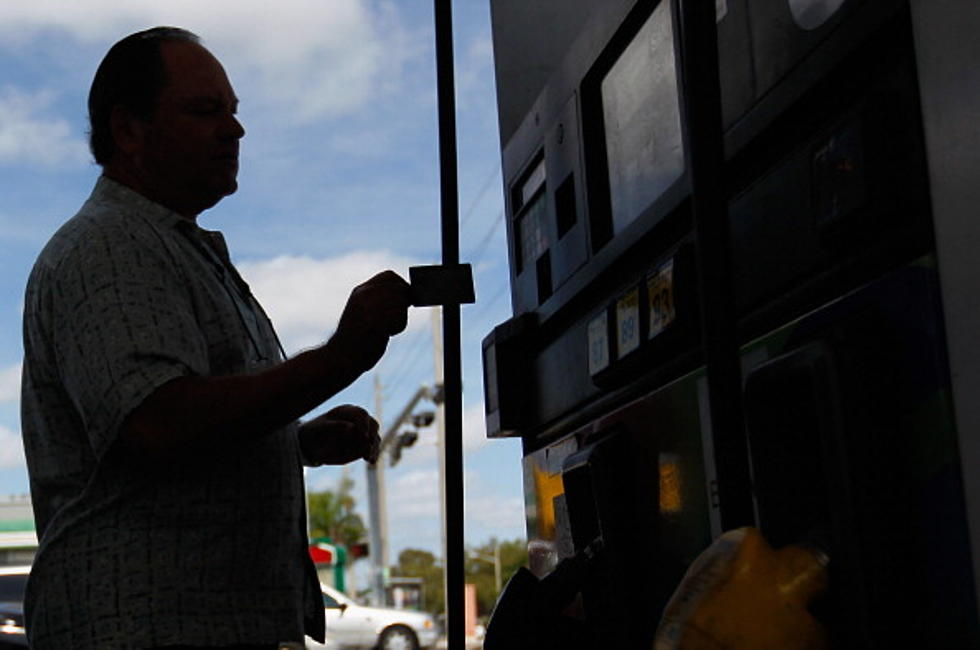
[0,495,36,567]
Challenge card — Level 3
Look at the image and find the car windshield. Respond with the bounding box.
[322,587,357,608]
[0,574,28,602]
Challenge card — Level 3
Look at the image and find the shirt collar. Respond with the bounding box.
[92,175,197,233]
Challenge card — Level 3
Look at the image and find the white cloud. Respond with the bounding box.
[386,457,523,536]
[0,425,25,469]
[0,87,89,168]
[0,363,21,403]
[237,250,426,354]
[388,469,441,519]
[463,400,489,453]
[464,494,524,533]
[466,34,494,63]
[0,1,419,124]
[455,33,497,113]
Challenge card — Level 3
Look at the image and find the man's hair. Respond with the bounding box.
[88,26,200,166]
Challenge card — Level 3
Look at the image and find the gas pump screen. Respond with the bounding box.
[601,0,685,236]
[514,158,548,274]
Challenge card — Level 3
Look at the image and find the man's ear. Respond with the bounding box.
[109,105,146,160]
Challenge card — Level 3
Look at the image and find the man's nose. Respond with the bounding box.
[220,113,245,140]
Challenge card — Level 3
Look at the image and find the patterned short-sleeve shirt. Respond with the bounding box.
[21,177,323,649]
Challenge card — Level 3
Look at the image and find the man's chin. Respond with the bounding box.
[212,177,239,201]
[195,182,237,214]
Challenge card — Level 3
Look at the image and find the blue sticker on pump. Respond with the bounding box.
[588,312,610,375]
[617,288,641,358]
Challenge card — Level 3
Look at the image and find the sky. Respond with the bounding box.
[0,0,527,566]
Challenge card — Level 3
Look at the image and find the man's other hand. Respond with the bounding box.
[332,270,412,372]
[299,405,381,466]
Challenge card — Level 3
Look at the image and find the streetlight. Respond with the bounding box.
[389,429,419,467]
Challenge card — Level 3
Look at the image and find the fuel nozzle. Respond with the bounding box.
[484,537,604,650]
[654,527,830,650]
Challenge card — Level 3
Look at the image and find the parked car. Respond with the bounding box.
[0,566,29,648]
[306,584,438,650]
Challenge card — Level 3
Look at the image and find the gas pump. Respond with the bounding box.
[483,0,980,646]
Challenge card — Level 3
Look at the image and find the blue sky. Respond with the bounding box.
[0,0,526,564]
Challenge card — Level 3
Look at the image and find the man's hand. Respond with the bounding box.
[299,405,381,466]
[331,270,412,372]
[120,271,408,465]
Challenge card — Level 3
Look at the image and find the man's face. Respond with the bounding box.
[135,40,245,217]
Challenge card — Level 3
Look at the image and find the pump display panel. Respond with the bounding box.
[600,0,684,238]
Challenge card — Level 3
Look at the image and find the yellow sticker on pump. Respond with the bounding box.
[648,259,676,338]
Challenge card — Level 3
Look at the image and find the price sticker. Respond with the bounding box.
[648,259,676,339]
[616,288,641,359]
[587,312,610,376]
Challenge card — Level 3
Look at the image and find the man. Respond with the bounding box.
[20,27,412,649]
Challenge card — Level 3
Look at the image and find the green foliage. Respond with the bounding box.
[464,538,529,616]
[391,538,529,618]
[307,475,367,550]
[392,548,445,615]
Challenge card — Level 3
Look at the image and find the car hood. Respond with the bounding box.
[352,604,432,624]
[336,603,436,635]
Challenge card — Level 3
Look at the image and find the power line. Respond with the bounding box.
[383,326,434,397]
[460,165,501,227]
[472,280,510,319]
[465,210,504,266]
[383,331,429,386]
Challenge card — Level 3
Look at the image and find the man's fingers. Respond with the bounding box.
[365,415,380,463]
[382,307,408,336]
[328,404,368,422]
[371,272,411,336]
[328,405,380,463]
[365,434,381,464]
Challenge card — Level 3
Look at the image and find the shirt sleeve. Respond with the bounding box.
[49,223,211,460]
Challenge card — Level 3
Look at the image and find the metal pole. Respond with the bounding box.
[366,373,387,605]
[433,0,465,646]
[493,542,501,597]
[432,308,449,617]
[677,0,754,529]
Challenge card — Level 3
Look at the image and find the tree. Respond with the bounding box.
[307,475,367,549]
[390,539,529,618]
[465,538,529,616]
[391,548,445,616]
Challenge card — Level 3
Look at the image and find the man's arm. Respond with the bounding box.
[120,270,410,462]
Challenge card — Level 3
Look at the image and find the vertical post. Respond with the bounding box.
[493,541,501,597]
[677,0,754,529]
[366,373,388,605]
[433,0,465,646]
[432,308,449,611]
[375,375,390,595]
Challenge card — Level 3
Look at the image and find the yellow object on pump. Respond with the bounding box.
[654,527,830,650]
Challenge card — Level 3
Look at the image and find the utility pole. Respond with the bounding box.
[431,306,449,609]
[366,377,437,607]
[493,542,501,597]
[470,542,502,597]
[366,373,389,606]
